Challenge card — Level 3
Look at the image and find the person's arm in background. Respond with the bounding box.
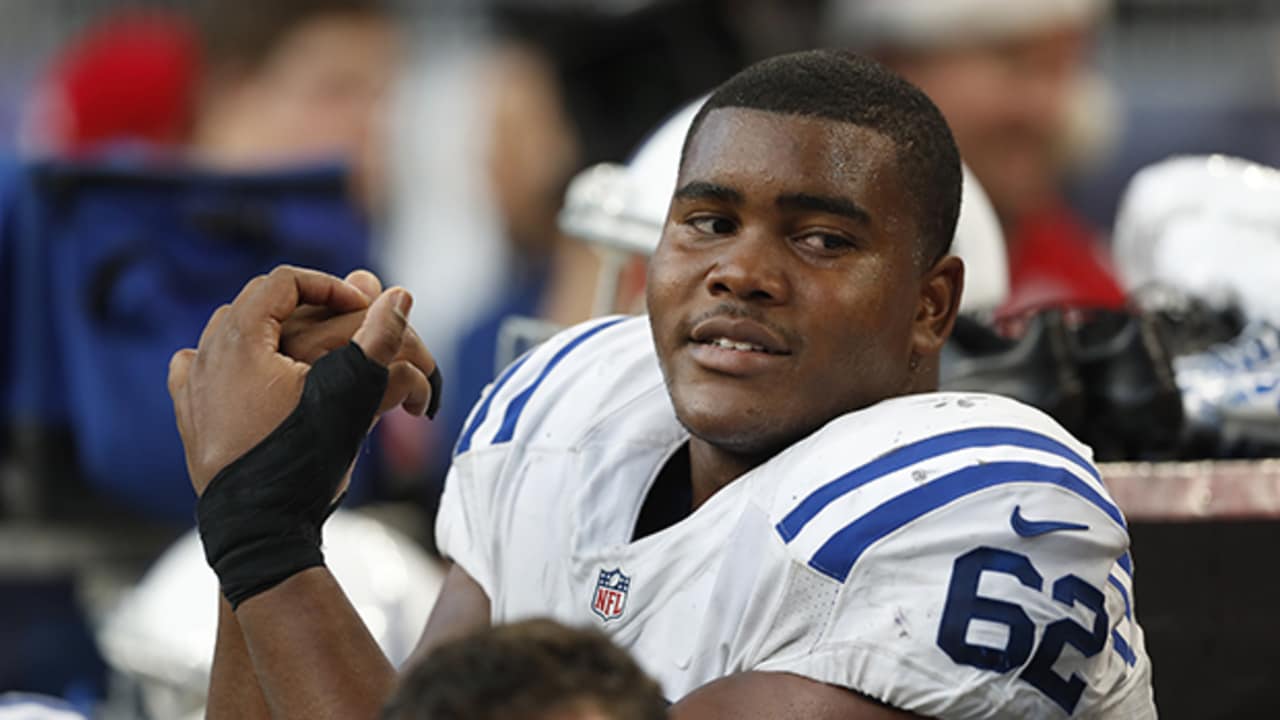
[670,672,923,720]
[170,266,439,719]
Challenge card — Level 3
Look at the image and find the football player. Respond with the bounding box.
[169,50,1155,718]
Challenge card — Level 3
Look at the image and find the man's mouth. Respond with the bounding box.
[684,315,792,376]
[689,316,791,356]
[699,336,778,354]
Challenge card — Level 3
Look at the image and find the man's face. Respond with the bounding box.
[646,108,925,457]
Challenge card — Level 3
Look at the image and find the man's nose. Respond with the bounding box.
[703,232,790,304]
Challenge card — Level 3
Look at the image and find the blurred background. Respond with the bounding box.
[0,0,1278,717]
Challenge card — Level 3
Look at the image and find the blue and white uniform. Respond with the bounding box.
[437,316,1156,718]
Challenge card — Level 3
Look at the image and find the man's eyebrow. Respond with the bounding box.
[672,181,743,204]
[777,192,872,226]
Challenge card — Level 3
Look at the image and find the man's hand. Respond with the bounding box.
[279,269,438,417]
[168,265,435,496]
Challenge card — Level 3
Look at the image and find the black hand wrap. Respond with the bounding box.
[196,342,387,609]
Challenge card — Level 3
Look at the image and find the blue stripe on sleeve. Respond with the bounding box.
[807,460,1126,583]
[1107,574,1132,620]
[490,317,627,445]
[776,426,1102,543]
[1108,573,1138,667]
[1111,629,1138,667]
[454,351,536,457]
[1116,552,1133,577]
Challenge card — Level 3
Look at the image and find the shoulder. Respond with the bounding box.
[765,391,1120,583]
[745,393,1151,718]
[452,314,658,458]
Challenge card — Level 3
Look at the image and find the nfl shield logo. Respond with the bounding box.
[591,568,630,621]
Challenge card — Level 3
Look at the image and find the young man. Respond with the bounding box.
[169,51,1155,718]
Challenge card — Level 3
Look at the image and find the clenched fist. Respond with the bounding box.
[167,265,436,496]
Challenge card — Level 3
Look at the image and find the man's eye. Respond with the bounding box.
[688,216,736,235]
[795,232,855,253]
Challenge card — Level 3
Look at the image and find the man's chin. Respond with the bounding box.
[675,407,801,460]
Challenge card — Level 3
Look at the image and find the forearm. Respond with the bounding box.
[207,596,271,719]
[236,567,397,720]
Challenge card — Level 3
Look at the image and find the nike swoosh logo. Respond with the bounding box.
[1010,505,1089,538]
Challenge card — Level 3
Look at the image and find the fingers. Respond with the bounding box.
[351,288,436,416]
[168,348,197,438]
[278,270,382,361]
[197,304,231,354]
[234,266,371,334]
[281,310,366,363]
[352,287,413,367]
[344,269,383,301]
[383,360,432,416]
[398,324,437,383]
[168,348,196,398]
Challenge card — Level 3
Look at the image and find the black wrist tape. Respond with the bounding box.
[196,342,388,609]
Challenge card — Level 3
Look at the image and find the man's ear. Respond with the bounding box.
[912,254,964,356]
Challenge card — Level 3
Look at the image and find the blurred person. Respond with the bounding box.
[21,9,199,156]
[382,619,666,720]
[21,0,400,204]
[827,0,1127,316]
[454,40,590,372]
[392,40,590,489]
[4,0,404,519]
[169,51,1154,718]
[1,1,403,708]
[190,0,400,209]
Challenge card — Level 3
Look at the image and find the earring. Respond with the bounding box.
[908,354,920,372]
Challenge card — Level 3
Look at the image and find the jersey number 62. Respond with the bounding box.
[935,546,1109,715]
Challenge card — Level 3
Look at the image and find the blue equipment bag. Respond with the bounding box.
[2,159,371,521]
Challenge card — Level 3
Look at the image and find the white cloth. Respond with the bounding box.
[437,315,1156,718]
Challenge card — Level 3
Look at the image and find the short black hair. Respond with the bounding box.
[382,619,667,720]
[683,49,962,266]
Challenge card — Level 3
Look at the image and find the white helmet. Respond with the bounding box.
[1113,154,1280,324]
[97,511,444,720]
[558,98,1009,315]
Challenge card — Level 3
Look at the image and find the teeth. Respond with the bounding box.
[710,337,766,353]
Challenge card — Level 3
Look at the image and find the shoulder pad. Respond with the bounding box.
[453,315,650,457]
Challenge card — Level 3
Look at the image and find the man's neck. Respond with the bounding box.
[686,439,772,509]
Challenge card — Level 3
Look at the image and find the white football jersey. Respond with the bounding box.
[437,316,1156,718]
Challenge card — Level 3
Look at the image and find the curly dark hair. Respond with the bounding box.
[382,619,668,720]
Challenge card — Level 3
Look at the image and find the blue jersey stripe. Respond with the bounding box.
[776,426,1101,543]
[1108,574,1133,620]
[1116,552,1133,577]
[454,351,536,456]
[491,317,627,445]
[1111,629,1138,667]
[807,460,1126,583]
